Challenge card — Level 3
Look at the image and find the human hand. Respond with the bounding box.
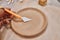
[0,8,14,29]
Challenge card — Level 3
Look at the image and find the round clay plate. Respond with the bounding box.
[11,8,47,38]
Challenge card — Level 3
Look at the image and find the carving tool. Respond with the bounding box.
[4,8,32,22]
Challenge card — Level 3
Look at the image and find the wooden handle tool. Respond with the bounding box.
[4,8,32,22]
[4,8,22,18]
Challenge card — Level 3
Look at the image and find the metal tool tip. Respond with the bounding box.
[21,17,32,22]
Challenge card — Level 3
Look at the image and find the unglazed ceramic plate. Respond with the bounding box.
[11,8,47,38]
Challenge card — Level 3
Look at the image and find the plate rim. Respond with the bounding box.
[11,7,47,38]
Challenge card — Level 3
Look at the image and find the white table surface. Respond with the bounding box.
[0,0,60,40]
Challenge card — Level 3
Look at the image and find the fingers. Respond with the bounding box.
[0,8,12,29]
[0,8,11,17]
[0,8,4,13]
[0,8,4,16]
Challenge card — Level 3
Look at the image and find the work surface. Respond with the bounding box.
[0,0,60,40]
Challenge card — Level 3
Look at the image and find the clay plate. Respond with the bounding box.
[11,8,47,38]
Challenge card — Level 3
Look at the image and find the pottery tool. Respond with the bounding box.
[19,0,23,2]
[6,0,14,4]
[4,8,32,22]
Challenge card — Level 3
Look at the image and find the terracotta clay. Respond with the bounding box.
[11,8,47,38]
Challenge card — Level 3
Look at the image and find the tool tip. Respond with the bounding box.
[22,17,32,22]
